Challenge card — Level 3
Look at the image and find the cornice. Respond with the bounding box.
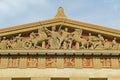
[0,18,119,37]
[0,49,119,55]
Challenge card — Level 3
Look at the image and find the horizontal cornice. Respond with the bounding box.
[0,49,119,55]
[0,19,120,37]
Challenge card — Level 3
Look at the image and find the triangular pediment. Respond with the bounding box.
[0,18,120,51]
[0,6,120,53]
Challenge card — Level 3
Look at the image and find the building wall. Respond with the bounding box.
[0,68,120,80]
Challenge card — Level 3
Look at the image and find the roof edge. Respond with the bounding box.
[0,18,120,35]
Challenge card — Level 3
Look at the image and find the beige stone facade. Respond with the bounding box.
[0,69,120,80]
[0,7,120,80]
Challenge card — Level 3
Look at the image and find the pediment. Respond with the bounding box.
[0,6,120,53]
[0,18,120,51]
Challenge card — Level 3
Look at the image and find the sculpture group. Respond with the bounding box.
[0,26,120,50]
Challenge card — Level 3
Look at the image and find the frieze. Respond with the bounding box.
[0,26,120,50]
[0,54,120,68]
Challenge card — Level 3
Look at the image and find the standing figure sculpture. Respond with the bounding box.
[0,37,8,49]
[45,26,61,49]
[59,27,69,44]
[98,34,104,42]
[38,27,48,40]
[112,38,119,49]
[9,34,23,49]
[16,34,23,49]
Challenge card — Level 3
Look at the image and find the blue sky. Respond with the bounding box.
[0,0,120,30]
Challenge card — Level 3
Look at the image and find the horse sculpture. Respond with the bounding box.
[23,27,49,49]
